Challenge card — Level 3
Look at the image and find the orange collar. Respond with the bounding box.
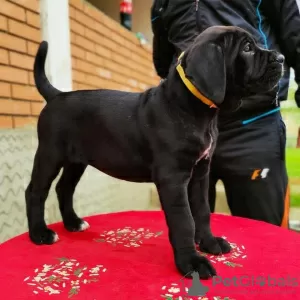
[176,52,217,109]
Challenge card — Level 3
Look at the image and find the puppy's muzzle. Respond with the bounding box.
[267,51,285,76]
[274,54,285,64]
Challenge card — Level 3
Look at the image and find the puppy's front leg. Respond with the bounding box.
[155,170,216,279]
[188,161,231,254]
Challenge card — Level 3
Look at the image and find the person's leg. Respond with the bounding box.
[215,112,290,227]
[223,160,289,226]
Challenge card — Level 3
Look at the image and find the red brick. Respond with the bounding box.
[72,59,95,74]
[138,82,149,91]
[132,43,152,59]
[0,115,13,128]
[85,74,104,87]
[102,59,130,77]
[85,28,101,44]
[72,82,79,90]
[70,19,85,36]
[111,73,129,86]
[27,41,39,56]
[86,51,103,67]
[13,116,37,128]
[75,59,96,75]
[142,43,153,54]
[72,58,77,70]
[31,101,45,116]
[131,70,157,86]
[127,79,138,88]
[103,80,126,91]
[0,32,27,53]
[72,70,86,83]
[111,34,125,47]
[99,36,118,52]
[0,15,8,30]
[28,71,35,85]
[69,6,76,19]
[132,51,153,69]
[0,98,30,115]
[94,22,112,40]
[70,32,76,44]
[69,0,84,11]
[119,47,131,59]
[9,52,34,70]
[76,83,97,90]
[71,45,85,59]
[0,82,11,97]
[10,0,40,13]
[69,0,159,97]
[26,11,40,28]
[75,10,94,29]
[97,67,112,80]
[74,34,94,51]
[0,65,28,83]
[0,99,12,114]
[8,19,40,43]
[95,44,111,59]
[111,53,133,70]
[13,99,31,114]
[0,1,26,22]
[12,84,41,101]
[0,49,9,65]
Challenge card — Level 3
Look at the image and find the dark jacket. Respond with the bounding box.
[151,0,300,120]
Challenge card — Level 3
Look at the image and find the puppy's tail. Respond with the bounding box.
[34,41,61,102]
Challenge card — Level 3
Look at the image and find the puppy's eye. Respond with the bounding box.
[243,42,252,52]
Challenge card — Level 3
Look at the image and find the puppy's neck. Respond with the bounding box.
[163,67,218,120]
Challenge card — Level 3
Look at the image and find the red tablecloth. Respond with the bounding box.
[0,211,299,300]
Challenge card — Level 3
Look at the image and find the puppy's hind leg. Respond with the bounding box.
[25,146,63,245]
[55,163,88,232]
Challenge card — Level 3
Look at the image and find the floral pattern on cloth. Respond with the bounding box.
[199,236,246,268]
[23,257,107,298]
[160,237,246,300]
[94,226,163,247]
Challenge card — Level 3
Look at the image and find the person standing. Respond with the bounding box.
[151,0,300,227]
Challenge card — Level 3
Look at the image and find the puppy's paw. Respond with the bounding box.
[64,217,90,232]
[29,227,59,245]
[198,236,231,255]
[175,251,216,279]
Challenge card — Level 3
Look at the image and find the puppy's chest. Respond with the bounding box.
[189,122,217,165]
[195,133,214,164]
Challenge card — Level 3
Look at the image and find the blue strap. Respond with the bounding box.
[242,107,280,125]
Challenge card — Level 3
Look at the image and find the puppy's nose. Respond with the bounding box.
[276,54,285,64]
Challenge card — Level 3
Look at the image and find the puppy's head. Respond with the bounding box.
[178,26,284,110]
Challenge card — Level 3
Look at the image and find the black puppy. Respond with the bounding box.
[26,26,284,279]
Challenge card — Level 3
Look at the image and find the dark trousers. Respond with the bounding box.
[209,111,290,228]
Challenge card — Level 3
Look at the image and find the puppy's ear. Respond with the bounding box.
[182,43,226,106]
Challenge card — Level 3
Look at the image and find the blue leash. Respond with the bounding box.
[242,107,281,125]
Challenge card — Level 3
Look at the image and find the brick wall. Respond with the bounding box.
[69,0,159,92]
[0,0,160,129]
[0,0,43,129]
